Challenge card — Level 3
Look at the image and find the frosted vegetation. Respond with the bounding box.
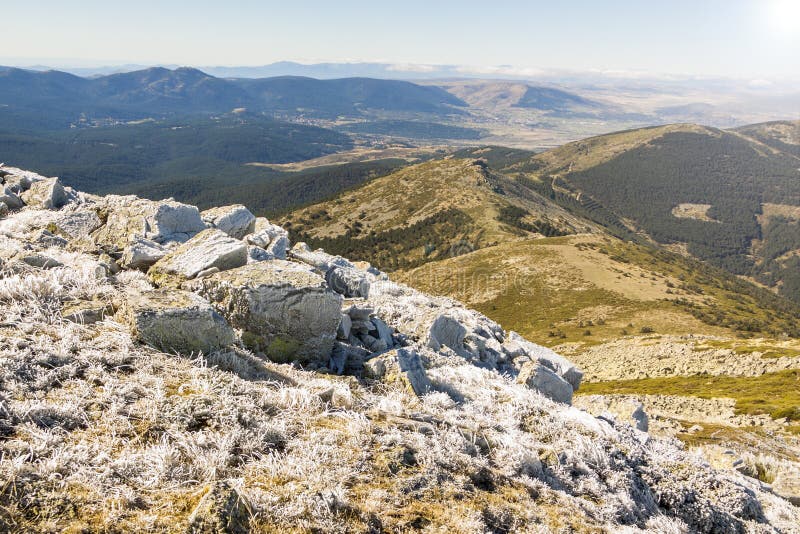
[0,167,798,532]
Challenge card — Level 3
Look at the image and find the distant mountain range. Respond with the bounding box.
[0,66,469,123]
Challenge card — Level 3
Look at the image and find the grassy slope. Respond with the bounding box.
[398,234,800,431]
[397,234,800,348]
[578,370,800,422]
[281,158,594,269]
[504,123,800,303]
[279,127,800,431]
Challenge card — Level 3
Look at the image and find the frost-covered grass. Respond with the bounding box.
[0,234,798,532]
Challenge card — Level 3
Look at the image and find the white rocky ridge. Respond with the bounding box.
[0,163,798,532]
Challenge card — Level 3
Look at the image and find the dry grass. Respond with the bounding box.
[397,235,735,348]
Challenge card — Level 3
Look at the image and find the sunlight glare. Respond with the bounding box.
[766,0,800,35]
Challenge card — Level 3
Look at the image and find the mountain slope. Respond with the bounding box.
[513,85,601,111]
[238,76,467,118]
[3,166,797,531]
[86,66,252,114]
[0,114,354,193]
[735,119,800,157]
[436,80,602,113]
[285,149,800,460]
[281,158,595,270]
[398,234,800,347]
[285,152,800,342]
[505,122,800,303]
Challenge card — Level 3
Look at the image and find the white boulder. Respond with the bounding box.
[506,331,583,391]
[116,289,235,354]
[121,237,169,270]
[202,204,256,240]
[148,229,248,285]
[92,196,207,248]
[186,261,343,364]
[20,177,67,210]
[516,360,574,404]
[0,187,24,210]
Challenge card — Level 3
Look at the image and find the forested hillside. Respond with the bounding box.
[0,67,468,121]
[505,124,800,303]
[0,114,354,193]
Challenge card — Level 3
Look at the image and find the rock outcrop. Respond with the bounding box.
[20,177,68,209]
[116,289,236,354]
[202,204,256,240]
[363,347,433,396]
[121,237,169,270]
[92,195,207,248]
[186,261,342,363]
[148,229,248,285]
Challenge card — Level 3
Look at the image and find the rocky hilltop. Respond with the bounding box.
[0,165,798,532]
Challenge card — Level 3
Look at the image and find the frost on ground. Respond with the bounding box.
[0,166,799,533]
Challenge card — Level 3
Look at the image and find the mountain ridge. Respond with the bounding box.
[0,66,469,122]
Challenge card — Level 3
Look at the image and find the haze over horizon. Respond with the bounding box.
[3,0,800,82]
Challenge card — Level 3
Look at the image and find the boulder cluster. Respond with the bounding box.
[0,164,581,404]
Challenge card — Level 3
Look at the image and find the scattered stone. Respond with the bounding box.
[266,235,290,260]
[329,341,371,375]
[246,219,290,259]
[17,253,63,269]
[372,317,395,349]
[0,187,24,210]
[506,332,583,391]
[362,334,387,353]
[350,319,373,335]
[92,196,207,248]
[20,177,67,209]
[2,174,32,194]
[516,360,574,404]
[116,289,235,354]
[291,242,354,272]
[62,299,114,325]
[364,347,432,396]
[202,204,256,240]
[31,229,68,248]
[346,305,374,321]
[325,266,372,298]
[247,245,271,263]
[148,229,248,285]
[50,210,103,240]
[337,314,352,340]
[187,481,252,534]
[574,395,649,431]
[121,237,169,270]
[186,261,343,364]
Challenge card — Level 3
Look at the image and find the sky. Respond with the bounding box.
[2,0,799,80]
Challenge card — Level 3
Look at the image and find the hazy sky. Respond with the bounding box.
[3,0,799,79]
